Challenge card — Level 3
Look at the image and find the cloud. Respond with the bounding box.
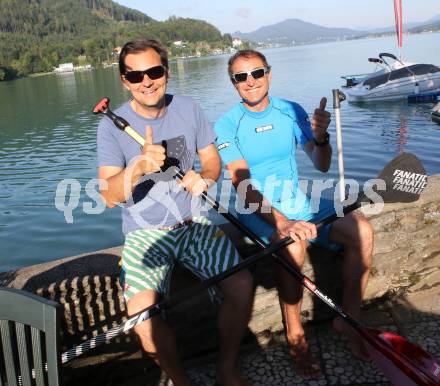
[235,7,251,19]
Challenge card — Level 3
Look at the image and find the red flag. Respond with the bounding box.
[394,0,403,48]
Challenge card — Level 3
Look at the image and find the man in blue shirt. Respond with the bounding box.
[215,49,373,377]
[98,39,253,386]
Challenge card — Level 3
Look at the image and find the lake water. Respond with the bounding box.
[1,33,440,271]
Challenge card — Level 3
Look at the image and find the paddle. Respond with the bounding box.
[333,88,346,202]
[88,97,440,385]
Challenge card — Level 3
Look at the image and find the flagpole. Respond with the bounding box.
[393,0,403,60]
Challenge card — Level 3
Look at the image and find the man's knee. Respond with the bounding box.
[283,240,308,268]
[344,214,374,271]
[127,290,161,335]
[354,215,374,252]
[220,269,253,304]
[340,214,374,248]
[127,289,161,318]
[126,290,163,340]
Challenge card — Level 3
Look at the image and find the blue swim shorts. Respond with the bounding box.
[237,196,341,251]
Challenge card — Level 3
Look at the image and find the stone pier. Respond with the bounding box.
[1,175,439,385]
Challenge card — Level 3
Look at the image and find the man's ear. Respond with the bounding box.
[121,76,131,91]
[267,69,272,83]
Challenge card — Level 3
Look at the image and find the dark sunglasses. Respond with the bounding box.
[124,65,166,84]
[231,66,271,83]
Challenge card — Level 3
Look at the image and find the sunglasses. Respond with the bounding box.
[124,65,166,84]
[231,66,271,83]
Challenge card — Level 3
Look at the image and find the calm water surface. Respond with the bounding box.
[1,33,439,270]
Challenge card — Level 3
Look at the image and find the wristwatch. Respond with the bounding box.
[313,132,330,147]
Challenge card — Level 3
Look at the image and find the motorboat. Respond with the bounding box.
[432,99,440,124]
[342,53,440,103]
[341,0,440,103]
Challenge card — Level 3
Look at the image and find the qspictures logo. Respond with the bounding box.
[392,169,427,195]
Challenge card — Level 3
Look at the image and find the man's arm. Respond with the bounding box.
[178,143,221,196]
[99,164,141,208]
[304,140,332,172]
[226,159,317,242]
[198,143,222,183]
[304,97,332,172]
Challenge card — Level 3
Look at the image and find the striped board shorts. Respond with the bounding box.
[120,217,241,301]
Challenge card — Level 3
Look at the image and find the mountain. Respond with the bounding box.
[232,18,365,45]
[408,15,440,33]
[0,0,230,80]
[0,0,152,36]
[362,14,440,34]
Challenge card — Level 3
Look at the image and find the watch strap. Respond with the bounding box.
[313,132,330,147]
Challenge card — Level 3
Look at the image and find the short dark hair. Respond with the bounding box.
[119,39,168,75]
[227,49,270,80]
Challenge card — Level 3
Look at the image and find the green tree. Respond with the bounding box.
[0,0,232,80]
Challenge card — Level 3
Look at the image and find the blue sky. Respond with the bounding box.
[116,0,439,33]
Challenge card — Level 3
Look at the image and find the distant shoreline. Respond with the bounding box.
[2,31,440,83]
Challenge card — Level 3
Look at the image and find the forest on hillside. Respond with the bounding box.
[0,0,233,80]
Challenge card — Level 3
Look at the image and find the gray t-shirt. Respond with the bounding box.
[97,94,216,234]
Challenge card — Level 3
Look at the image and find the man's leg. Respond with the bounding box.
[179,220,253,386]
[328,212,374,360]
[272,237,321,377]
[127,290,192,386]
[121,228,192,386]
[216,270,254,386]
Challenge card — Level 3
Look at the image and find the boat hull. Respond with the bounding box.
[345,73,440,103]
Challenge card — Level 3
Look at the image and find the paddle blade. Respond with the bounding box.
[375,152,427,204]
[362,328,440,385]
[93,97,110,114]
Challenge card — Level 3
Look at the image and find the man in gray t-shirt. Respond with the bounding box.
[97,39,253,386]
[98,93,214,233]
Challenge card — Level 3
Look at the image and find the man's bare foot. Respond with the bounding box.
[333,317,370,361]
[216,363,252,386]
[288,334,322,378]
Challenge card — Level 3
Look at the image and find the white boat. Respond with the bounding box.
[432,98,440,124]
[342,53,440,102]
[341,0,440,103]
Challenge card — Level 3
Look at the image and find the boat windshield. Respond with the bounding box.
[363,64,440,89]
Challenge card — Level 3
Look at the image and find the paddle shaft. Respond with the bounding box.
[333,89,346,202]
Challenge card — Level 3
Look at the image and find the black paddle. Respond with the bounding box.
[85,98,440,385]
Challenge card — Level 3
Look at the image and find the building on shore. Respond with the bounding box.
[53,63,93,74]
[53,63,74,73]
[232,37,243,47]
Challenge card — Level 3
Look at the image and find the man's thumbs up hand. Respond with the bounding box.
[139,125,166,174]
[145,125,154,145]
[311,97,331,144]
